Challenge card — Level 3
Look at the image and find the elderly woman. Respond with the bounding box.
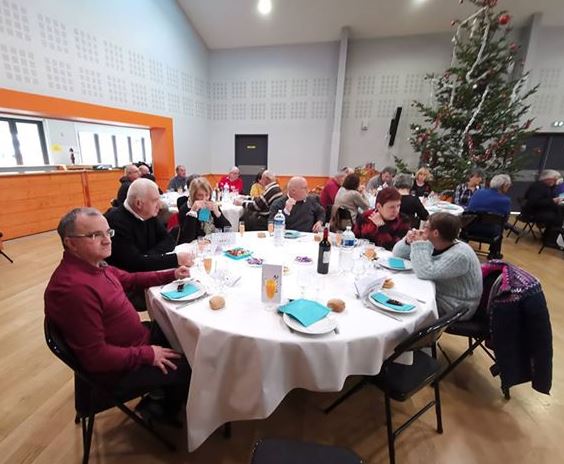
[454,168,484,207]
[249,169,266,198]
[354,187,410,250]
[411,167,433,197]
[177,177,231,244]
[332,173,370,225]
[466,174,512,259]
[394,173,429,228]
[523,169,563,247]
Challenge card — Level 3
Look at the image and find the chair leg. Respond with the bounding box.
[324,379,367,414]
[384,394,395,464]
[0,251,13,263]
[433,382,443,434]
[502,386,511,400]
[468,337,473,355]
[82,413,95,464]
[115,403,176,451]
[223,422,231,439]
[75,413,80,424]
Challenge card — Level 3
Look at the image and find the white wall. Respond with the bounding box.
[208,43,339,175]
[527,26,564,131]
[340,34,452,170]
[0,0,209,173]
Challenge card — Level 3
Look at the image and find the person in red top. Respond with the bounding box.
[354,187,410,250]
[320,167,354,209]
[44,207,192,424]
[218,166,244,194]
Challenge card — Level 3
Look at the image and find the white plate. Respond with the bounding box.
[282,312,337,335]
[160,280,205,302]
[378,258,413,271]
[368,290,418,314]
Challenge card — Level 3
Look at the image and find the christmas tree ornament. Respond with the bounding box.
[498,13,510,25]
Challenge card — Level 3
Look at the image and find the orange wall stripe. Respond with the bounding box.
[0,88,175,188]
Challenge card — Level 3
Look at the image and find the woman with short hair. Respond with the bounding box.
[354,187,410,250]
[332,173,370,225]
[411,167,433,197]
[395,173,429,228]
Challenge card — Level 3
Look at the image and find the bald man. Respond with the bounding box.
[106,178,193,272]
[269,177,325,233]
[218,166,244,194]
[115,164,140,206]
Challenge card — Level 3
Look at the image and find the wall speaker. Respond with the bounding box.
[388,106,402,147]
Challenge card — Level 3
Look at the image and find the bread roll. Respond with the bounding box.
[327,298,346,313]
[209,295,225,310]
[382,278,394,289]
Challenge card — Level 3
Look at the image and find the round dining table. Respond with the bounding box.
[146,231,438,451]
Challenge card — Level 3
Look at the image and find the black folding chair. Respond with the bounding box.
[0,232,13,263]
[460,211,506,259]
[330,206,353,232]
[437,272,510,399]
[324,307,467,464]
[44,319,175,464]
[507,198,545,243]
[250,438,363,464]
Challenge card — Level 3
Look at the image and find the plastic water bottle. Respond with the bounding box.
[273,210,285,247]
[223,184,230,202]
[340,226,356,272]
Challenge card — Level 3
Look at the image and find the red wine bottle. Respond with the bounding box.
[317,224,331,274]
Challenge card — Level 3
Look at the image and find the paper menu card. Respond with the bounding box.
[261,264,282,304]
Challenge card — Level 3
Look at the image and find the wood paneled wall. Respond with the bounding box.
[0,170,123,239]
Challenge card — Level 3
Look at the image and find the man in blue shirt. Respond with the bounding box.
[466,174,512,259]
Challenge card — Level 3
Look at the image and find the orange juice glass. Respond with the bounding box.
[239,221,245,236]
[268,221,274,235]
[265,278,277,300]
[203,256,213,274]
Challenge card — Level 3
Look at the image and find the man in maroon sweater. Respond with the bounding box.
[44,207,191,423]
[320,167,353,209]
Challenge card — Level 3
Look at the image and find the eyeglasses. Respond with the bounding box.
[67,229,115,240]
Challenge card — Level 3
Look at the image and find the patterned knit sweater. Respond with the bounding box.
[393,239,483,320]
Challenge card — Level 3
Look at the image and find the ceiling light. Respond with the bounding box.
[257,0,272,15]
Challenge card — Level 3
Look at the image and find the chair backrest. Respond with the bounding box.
[463,211,506,227]
[44,318,82,371]
[387,307,468,363]
[330,206,353,232]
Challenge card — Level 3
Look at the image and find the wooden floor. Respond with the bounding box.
[0,230,561,464]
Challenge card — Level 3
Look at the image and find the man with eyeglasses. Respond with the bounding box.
[45,207,192,426]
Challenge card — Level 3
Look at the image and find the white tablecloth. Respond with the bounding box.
[219,202,244,228]
[146,232,437,451]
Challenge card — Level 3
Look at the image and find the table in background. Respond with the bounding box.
[147,232,437,451]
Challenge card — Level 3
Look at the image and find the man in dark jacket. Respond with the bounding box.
[115,164,141,206]
[106,178,193,272]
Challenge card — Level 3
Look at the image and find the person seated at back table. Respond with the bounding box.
[115,164,140,207]
[466,173,512,259]
[234,170,283,230]
[411,167,433,197]
[249,169,266,198]
[355,187,410,250]
[218,166,244,194]
[106,178,193,272]
[454,168,484,207]
[332,173,370,225]
[366,166,397,193]
[269,177,325,233]
[392,212,482,321]
[167,164,188,192]
[177,177,231,244]
[523,169,564,248]
[394,173,429,229]
[44,207,192,425]
[320,167,354,210]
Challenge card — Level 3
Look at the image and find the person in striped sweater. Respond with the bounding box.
[235,170,283,230]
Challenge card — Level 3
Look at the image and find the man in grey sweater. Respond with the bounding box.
[392,212,482,320]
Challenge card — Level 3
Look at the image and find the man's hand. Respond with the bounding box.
[151,346,181,374]
[174,265,191,280]
[411,229,427,242]
[553,197,563,205]
[369,211,384,227]
[176,251,194,267]
[285,196,296,213]
[405,229,417,244]
[312,221,323,233]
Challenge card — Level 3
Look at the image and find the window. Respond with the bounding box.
[78,132,98,164]
[98,133,115,165]
[115,135,130,166]
[0,117,48,166]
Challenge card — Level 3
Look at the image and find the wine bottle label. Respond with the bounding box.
[323,251,331,264]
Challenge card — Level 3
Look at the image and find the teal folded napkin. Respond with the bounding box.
[388,257,406,270]
[284,230,301,239]
[161,283,200,301]
[370,292,415,312]
[278,299,330,327]
[224,248,253,260]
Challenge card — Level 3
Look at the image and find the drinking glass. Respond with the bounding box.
[239,221,245,236]
[267,220,274,236]
[296,262,313,298]
[264,278,278,311]
[203,255,214,275]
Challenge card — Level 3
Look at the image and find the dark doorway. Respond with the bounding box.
[235,134,268,194]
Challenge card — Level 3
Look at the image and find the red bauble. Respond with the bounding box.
[498,14,511,26]
[510,42,519,52]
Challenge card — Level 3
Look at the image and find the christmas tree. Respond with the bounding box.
[407,0,538,191]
